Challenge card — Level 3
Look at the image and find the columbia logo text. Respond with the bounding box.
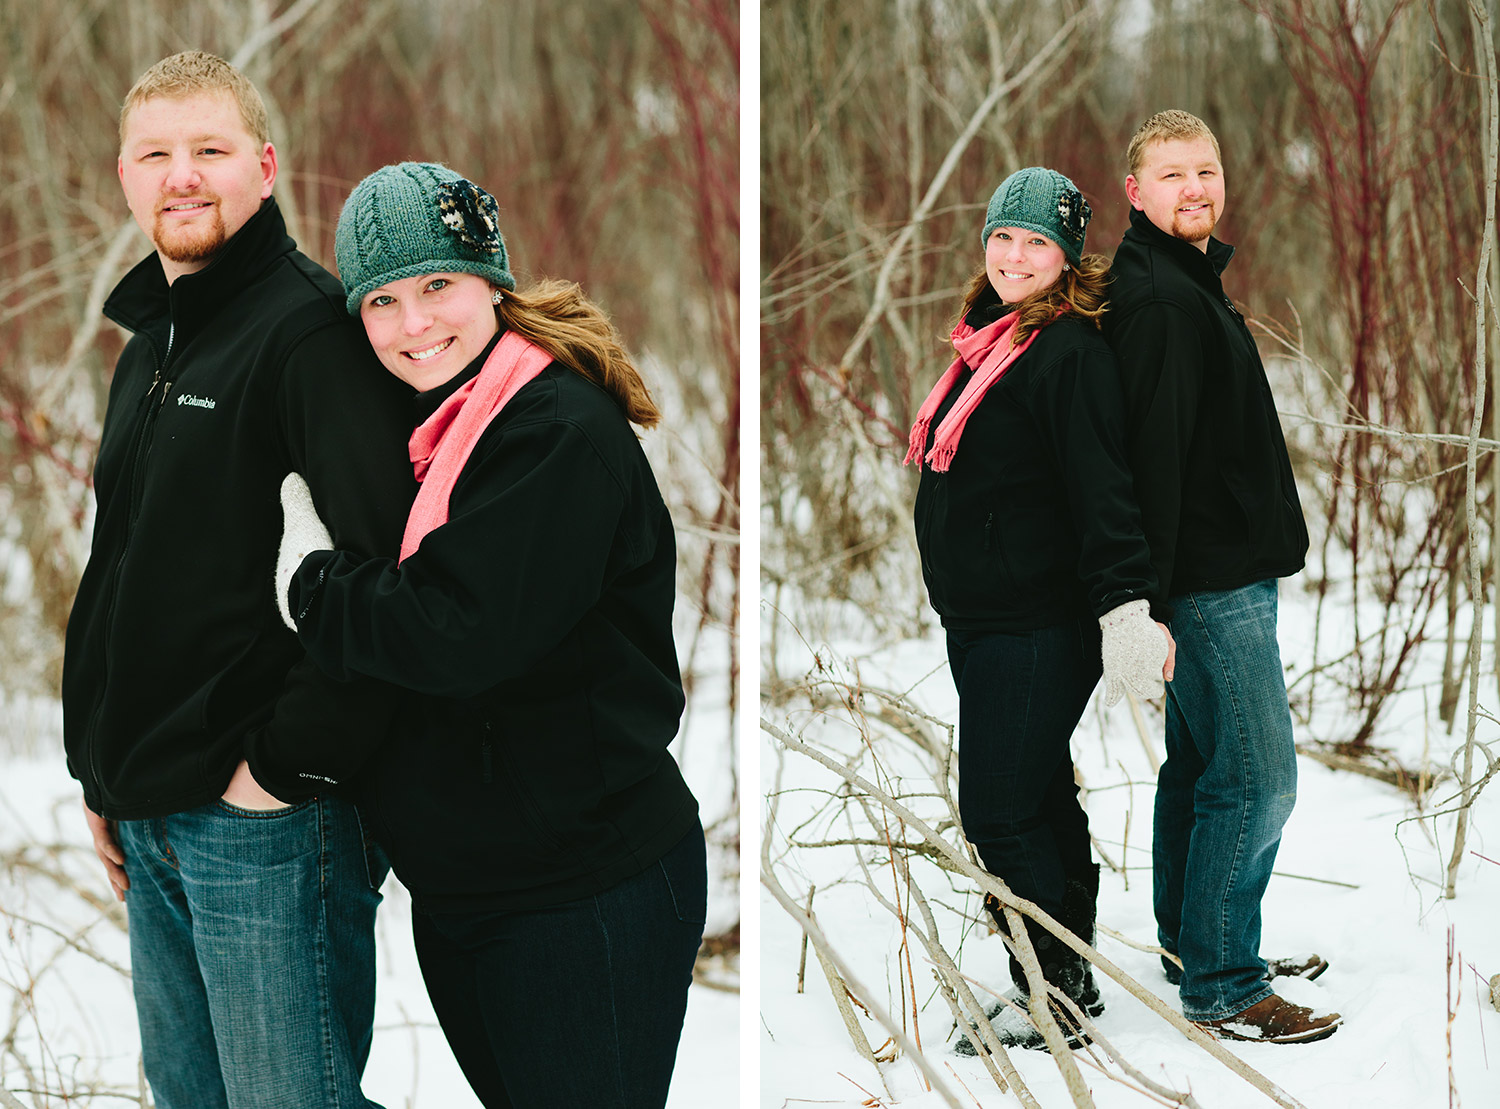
[176,394,217,409]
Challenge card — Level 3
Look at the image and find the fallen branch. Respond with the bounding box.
[763,855,962,1107]
[1295,743,1447,793]
[765,716,1313,1109]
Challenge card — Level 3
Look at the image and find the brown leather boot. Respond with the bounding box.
[1194,994,1343,1044]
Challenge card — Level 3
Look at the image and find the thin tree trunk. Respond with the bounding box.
[1450,0,1499,899]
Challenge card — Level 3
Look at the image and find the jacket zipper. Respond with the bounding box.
[84,322,176,806]
[983,512,995,552]
[481,722,495,783]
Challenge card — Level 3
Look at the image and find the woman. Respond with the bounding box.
[908,166,1171,1051]
[276,162,704,1108]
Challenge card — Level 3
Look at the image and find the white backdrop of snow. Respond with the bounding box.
[761,577,1499,1108]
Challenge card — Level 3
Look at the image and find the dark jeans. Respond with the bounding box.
[1154,580,1299,1020]
[412,824,707,1108]
[118,796,385,1109]
[948,617,1102,930]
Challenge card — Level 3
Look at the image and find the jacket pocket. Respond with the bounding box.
[984,509,1022,593]
[489,723,570,856]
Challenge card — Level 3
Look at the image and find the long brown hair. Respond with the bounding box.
[955,252,1112,346]
[495,279,660,428]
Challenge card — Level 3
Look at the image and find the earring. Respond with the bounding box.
[1062,263,1071,272]
[491,289,504,305]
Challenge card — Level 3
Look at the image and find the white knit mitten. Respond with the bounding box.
[1099,599,1169,705]
[276,473,332,631]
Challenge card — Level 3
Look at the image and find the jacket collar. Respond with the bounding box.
[1125,206,1235,279]
[102,198,297,342]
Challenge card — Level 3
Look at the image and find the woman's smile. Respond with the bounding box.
[360,272,499,390]
[405,336,456,361]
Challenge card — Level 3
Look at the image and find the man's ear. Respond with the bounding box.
[259,142,278,199]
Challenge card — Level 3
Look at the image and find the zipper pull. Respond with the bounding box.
[148,320,176,404]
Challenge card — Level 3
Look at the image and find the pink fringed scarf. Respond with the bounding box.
[903,311,1045,472]
[400,331,553,562]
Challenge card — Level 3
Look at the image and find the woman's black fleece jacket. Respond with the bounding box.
[290,335,697,912]
[913,308,1159,631]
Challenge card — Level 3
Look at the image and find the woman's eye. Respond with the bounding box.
[427,278,450,292]
[368,295,394,308]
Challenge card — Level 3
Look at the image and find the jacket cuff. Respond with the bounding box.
[291,551,334,625]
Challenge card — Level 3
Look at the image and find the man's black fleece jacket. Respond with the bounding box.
[62,199,417,820]
[1103,208,1308,613]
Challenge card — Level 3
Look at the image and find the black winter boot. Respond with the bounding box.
[956,894,1097,1054]
[1059,863,1104,1019]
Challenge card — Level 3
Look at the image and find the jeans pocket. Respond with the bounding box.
[657,827,708,926]
[214,798,314,819]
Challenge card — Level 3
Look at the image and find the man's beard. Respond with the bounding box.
[1170,203,1218,244]
[151,199,227,265]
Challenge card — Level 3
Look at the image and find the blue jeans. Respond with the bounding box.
[947,618,1101,925]
[411,824,707,1108]
[1154,579,1299,1021]
[118,796,386,1109]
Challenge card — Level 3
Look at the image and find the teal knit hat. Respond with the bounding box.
[335,161,516,315]
[980,166,1092,266]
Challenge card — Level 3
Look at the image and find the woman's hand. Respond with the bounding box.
[276,473,333,630]
[1099,599,1170,704]
[221,759,291,811]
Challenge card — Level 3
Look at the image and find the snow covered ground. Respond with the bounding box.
[760,580,1500,1108]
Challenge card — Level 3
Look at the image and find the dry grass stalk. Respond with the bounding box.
[762,839,961,1107]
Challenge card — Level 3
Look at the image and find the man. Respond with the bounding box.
[61,52,415,1106]
[1103,109,1342,1044]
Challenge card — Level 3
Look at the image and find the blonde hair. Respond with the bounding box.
[497,279,660,428]
[956,253,1111,346]
[120,51,270,148]
[1126,109,1220,177]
